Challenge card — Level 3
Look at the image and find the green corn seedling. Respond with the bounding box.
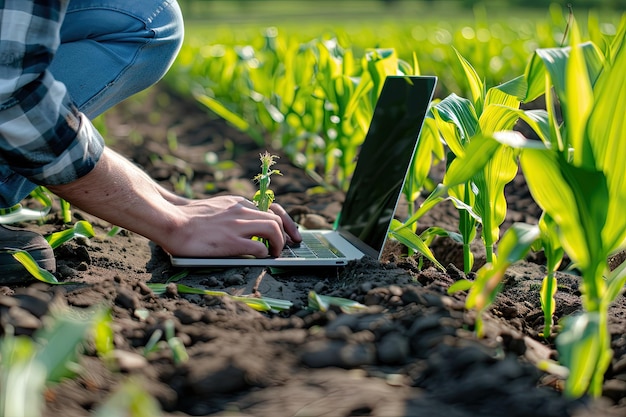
[533,213,565,339]
[495,17,626,397]
[417,49,522,273]
[253,151,281,212]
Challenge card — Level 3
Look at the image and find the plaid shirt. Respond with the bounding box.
[0,0,104,186]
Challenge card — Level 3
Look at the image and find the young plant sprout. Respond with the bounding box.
[253,151,281,212]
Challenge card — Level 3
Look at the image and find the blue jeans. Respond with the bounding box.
[0,0,184,208]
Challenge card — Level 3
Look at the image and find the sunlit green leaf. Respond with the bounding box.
[453,47,484,114]
[447,279,474,294]
[431,94,478,157]
[307,291,367,314]
[556,313,605,398]
[389,219,445,271]
[45,220,95,249]
[443,135,500,187]
[0,335,46,417]
[520,150,602,272]
[587,26,626,253]
[11,251,60,284]
[565,22,595,168]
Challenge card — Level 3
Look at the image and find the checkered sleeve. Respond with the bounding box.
[0,0,104,186]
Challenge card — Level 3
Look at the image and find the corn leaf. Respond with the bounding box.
[453,47,484,114]
[92,310,114,358]
[443,135,501,187]
[401,184,449,229]
[605,15,626,64]
[194,92,249,131]
[165,270,189,284]
[497,42,604,103]
[519,149,607,272]
[587,27,626,253]
[389,219,445,271]
[540,275,557,333]
[0,335,46,417]
[605,258,626,304]
[533,214,561,336]
[472,144,518,251]
[431,94,478,157]
[307,291,367,314]
[537,212,565,275]
[146,283,291,312]
[479,103,521,134]
[365,48,399,97]
[515,109,551,144]
[165,320,189,364]
[420,226,464,246]
[45,220,95,249]
[11,251,60,284]
[565,22,595,168]
[556,313,607,398]
[447,279,474,294]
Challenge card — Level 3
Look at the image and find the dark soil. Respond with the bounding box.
[3,83,626,417]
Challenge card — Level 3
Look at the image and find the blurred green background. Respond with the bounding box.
[178,0,624,23]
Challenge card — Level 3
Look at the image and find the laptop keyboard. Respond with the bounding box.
[281,233,345,259]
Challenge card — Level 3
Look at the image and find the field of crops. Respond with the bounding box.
[162,0,626,401]
[165,3,621,188]
[4,2,626,416]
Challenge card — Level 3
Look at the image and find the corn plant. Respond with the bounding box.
[253,151,281,212]
[492,17,626,397]
[533,213,565,339]
[393,49,524,274]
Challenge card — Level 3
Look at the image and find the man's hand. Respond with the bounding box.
[164,195,301,258]
[48,148,301,259]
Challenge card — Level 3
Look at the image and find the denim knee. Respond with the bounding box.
[0,0,185,209]
[50,0,185,118]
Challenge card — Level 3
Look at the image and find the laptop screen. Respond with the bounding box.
[337,75,437,257]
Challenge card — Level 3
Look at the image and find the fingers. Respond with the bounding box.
[237,217,286,258]
[269,203,302,243]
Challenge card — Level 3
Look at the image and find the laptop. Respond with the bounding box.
[170,75,437,267]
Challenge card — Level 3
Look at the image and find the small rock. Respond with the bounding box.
[112,349,149,372]
[377,332,409,365]
[300,213,331,229]
[115,288,139,310]
[8,306,41,331]
[224,274,245,286]
[603,378,626,402]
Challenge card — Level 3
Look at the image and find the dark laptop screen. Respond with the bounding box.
[337,75,437,257]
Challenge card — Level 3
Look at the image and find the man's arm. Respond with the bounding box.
[47,147,301,258]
